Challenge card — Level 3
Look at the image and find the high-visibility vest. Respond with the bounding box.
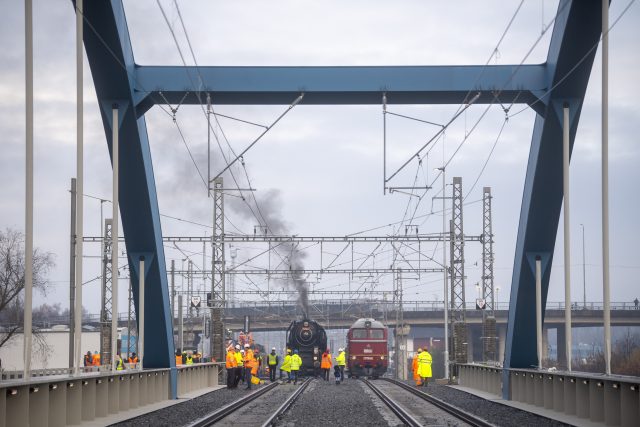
[116,359,124,370]
[128,356,138,364]
[186,355,194,365]
[176,355,182,365]
[417,351,433,378]
[226,351,238,368]
[92,354,100,366]
[290,354,302,371]
[244,349,254,367]
[234,351,243,366]
[321,353,332,369]
[336,351,346,366]
[281,354,292,372]
[268,353,278,366]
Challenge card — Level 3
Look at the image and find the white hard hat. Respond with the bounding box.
[244,344,250,348]
[235,344,241,350]
[272,347,276,351]
[338,348,344,352]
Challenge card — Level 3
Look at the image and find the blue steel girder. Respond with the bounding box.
[133,64,547,115]
[502,0,603,398]
[77,0,601,401]
[74,0,176,394]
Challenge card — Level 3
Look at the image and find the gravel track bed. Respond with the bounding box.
[215,382,300,426]
[275,378,393,427]
[111,381,274,427]
[373,380,472,426]
[406,381,570,427]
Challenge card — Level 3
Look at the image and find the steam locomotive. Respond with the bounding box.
[286,319,327,376]
[347,318,389,378]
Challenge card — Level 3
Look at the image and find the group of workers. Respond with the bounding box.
[411,347,433,387]
[83,351,139,370]
[175,349,203,366]
[320,347,347,384]
[225,343,263,389]
[226,345,348,389]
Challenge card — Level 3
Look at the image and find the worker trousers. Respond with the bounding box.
[244,367,252,389]
[291,370,299,384]
[233,367,242,387]
[269,365,277,382]
[226,368,235,388]
[322,368,330,381]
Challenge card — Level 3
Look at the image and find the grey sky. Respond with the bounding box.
[0,0,639,315]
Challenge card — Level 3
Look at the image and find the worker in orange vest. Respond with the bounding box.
[412,349,421,386]
[128,352,138,365]
[320,349,332,381]
[226,346,238,389]
[92,352,101,366]
[243,344,256,390]
[175,349,183,366]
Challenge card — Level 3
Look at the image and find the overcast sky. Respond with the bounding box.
[0,0,639,316]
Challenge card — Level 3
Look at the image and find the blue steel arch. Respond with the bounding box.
[75,0,603,399]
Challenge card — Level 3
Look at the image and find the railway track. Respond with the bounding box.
[186,378,313,427]
[364,378,495,427]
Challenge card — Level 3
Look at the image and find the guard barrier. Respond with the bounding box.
[176,363,220,397]
[0,363,220,427]
[458,364,640,427]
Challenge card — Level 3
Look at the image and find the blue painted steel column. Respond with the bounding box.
[502,0,603,399]
[75,0,177,398]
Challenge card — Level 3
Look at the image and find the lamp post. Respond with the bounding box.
[495,286,500,309]
[435,166,449,380]
[580,224,586,309]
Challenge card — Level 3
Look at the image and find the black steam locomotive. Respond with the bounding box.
[286,319,327,376]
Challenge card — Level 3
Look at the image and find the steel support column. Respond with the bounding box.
[503,1,603,398]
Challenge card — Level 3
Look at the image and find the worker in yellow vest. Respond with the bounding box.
[233,345,243,386]
[281,349,292,383]
[335,348,346,382]
[290,349,303,385]
[417,347,433,387]
[267,348,280,382]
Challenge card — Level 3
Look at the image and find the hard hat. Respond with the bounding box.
[338,348,343,352]
[272,347,276,351]
[287,349,292,353]
[417,348,422,352]
[235,344,241,350]
[294,349,299,354]
[244,344,250,348]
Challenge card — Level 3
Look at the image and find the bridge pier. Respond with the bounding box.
[556,325,567,369]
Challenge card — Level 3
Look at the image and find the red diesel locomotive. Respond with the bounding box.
[346,318,388,378]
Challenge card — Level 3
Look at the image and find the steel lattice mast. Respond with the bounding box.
[210,177,225,362]
[100,218,113,363]
[482,187,497,362]
[450,177,467,364]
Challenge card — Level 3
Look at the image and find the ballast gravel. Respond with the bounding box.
[111,382,259,427]
[421,382,570,427]
[275,377,393,427]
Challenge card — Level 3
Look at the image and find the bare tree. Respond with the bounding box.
[0,228,55,349]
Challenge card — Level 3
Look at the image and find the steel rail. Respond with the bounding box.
[260,377,313,427]
[382,378,495,427]
[363,379,422,427]
[187,382,278,427]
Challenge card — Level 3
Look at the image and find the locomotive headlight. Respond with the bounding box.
[380,356,385,360]
[313,357,317,361]
[351,356,356,360]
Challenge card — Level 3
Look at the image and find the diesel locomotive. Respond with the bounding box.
[286,318,328,376]
[346,318,389,378]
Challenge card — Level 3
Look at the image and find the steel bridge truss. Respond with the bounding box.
[77,0,603,400]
